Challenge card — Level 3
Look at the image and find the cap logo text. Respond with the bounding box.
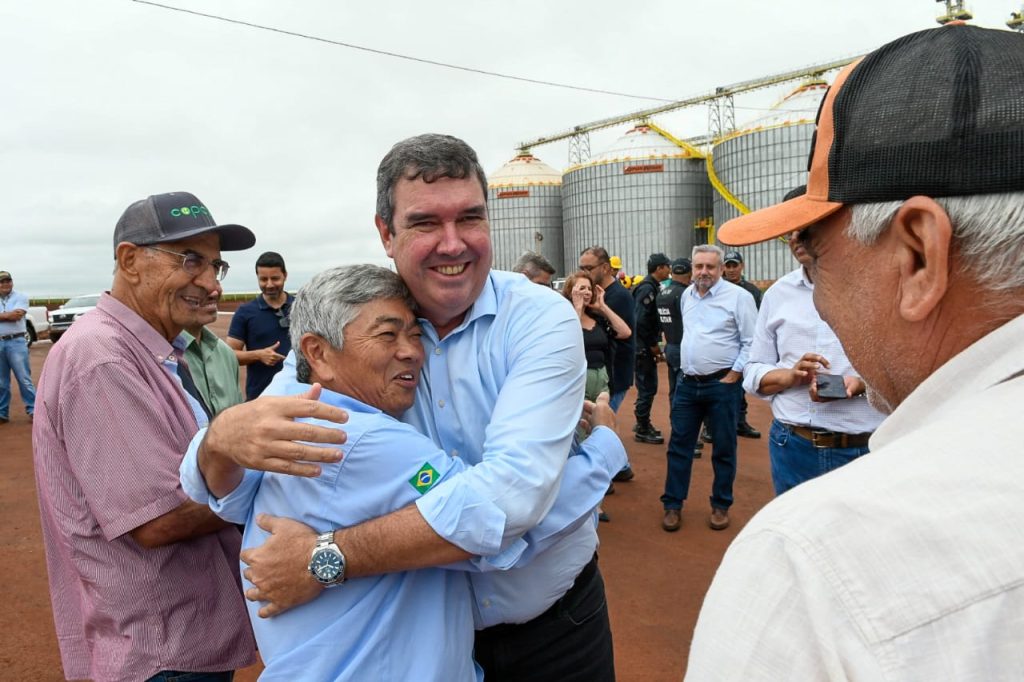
[170,205,210,218]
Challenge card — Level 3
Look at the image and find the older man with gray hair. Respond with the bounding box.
[688,24,1024,680]
[512,251,556,286]
[660,244,756,533]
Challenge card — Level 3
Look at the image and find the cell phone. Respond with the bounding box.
[815,374,849,400]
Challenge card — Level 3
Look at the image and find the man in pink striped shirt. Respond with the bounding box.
[32,192,257,682]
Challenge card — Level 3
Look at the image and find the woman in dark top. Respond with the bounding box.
[562,272,632,401]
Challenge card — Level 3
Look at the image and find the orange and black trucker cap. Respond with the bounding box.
[719,24,1024,246]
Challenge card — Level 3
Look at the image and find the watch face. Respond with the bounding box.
[311,549,343,582]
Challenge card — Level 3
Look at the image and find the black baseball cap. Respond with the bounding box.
[723,251,743,264]
[113,191,255,257]
[671,258,691,274]
[719,24,1024,245]
[647,253,671,269]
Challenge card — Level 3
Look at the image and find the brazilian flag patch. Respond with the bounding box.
[409,462,440,494]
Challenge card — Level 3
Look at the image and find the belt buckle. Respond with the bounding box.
[810,430,836,448]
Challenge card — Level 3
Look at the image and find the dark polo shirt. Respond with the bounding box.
[228,293,294,400]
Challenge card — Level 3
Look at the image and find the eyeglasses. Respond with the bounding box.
[275,307,290,328]
[0,278,11,283]
[146,246,230,282]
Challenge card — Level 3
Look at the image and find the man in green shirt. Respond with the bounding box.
[181,296,244,415]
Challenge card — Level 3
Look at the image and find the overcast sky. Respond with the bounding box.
[2,0,1017,296]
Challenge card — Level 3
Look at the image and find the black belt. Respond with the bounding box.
[476,553,599,637]
[783,423,872,449]
[0,333,24,341]
[682,367,731,383]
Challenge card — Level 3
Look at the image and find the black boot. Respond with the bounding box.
[737,421,761,439]
[634,423,665,445]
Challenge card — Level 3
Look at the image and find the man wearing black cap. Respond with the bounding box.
[632,252,671,444]
[722,250,762,439]
[32,192,257,682]
[689,25,1024,679]
[656,258,691,407]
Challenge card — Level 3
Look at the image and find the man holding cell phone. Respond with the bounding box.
[742,189,885,495]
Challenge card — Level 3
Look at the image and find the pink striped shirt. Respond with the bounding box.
[32,293,255,682]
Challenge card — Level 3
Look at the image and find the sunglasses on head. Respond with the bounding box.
[275,308,290,328]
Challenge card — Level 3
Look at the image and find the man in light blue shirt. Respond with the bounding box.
[661,245,756,533]
[182,264,624,680]
[185,134,625,681]
[0,271,36,423]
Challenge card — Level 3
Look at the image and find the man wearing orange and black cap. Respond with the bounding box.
[688,24,1024,680]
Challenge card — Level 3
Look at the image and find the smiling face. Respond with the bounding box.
[375,175,491,337]
[787,230,812,266]
[320,297,425,417]
[692,251,724,293]
[257,266,287,303]
[0,275,12,297]
[130,233,223,340]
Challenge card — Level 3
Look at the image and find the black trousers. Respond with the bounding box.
[474,555,615,682]
[633,352,659,423]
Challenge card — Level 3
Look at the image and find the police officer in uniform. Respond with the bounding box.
[633,253,671,444]
[657,258,691,406]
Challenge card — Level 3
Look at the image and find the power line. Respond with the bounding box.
[131,1,678,103]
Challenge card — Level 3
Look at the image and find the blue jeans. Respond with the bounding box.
[145,671,233,682]
[608,389,627,413]
[768,419,870,495]
[0,337,35,418]
[662,375,740,511]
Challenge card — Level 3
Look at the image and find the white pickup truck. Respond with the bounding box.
[25,306,50,346]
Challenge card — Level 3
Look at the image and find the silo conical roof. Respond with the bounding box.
[577,124,698,169]
[733,80,828,135]
[489,152,562,188]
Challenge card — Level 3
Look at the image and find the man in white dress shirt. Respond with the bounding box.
[743,189,886,495]
[660,244,756,533]
[688,25,1024,680]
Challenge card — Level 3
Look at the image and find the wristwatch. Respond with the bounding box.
[308,531,347,588]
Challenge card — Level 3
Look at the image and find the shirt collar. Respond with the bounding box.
[256,293,293,311]
[872,312,1024,449]
[179,327,219,351]
[269,373,387,417]
[96,293,176,364]
[687,276,728,299]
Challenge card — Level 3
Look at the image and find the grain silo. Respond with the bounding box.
[562,123,712,278]
[487,151,564,275]
[709,80,827,282]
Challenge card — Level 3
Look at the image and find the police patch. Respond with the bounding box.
[409,462,440,494]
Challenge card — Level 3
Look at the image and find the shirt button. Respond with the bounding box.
[434,347,442,355]
[438,399,445,408]
[451,449,459,458]
[482,598,492,608]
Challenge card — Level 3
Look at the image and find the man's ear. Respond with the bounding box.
[299,333,335,384]
[888,196,952,323]
[115,242,144,284]
[374,215,395,258]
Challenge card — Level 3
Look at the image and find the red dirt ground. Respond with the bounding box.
[3,317,775,681]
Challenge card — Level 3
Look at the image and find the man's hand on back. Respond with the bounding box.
[241,514,322,618]
[200,383,349,478]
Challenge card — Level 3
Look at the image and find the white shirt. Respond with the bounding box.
[680,278,757,375]
[743,267,885,434]
[687,312,1024,681]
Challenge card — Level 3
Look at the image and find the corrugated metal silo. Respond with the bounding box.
[710,81,827,282]
[487,152,564,275]
[562,124,712,278]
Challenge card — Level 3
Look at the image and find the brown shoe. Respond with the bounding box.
[709,507,730,531]
[662,509,681,532]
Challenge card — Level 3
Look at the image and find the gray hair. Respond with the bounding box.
[291,264,416,383]
[375,134,489,234]
[692,243,724,261]
[848,191,1024,292]
[513,251,555,278]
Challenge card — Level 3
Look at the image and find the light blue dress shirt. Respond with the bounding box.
[0,290,29,335]
[180,372,625,679]
[680,277,757,376]
[182,271,625,627]
[182,382,482,681]
[742,267,885,434]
